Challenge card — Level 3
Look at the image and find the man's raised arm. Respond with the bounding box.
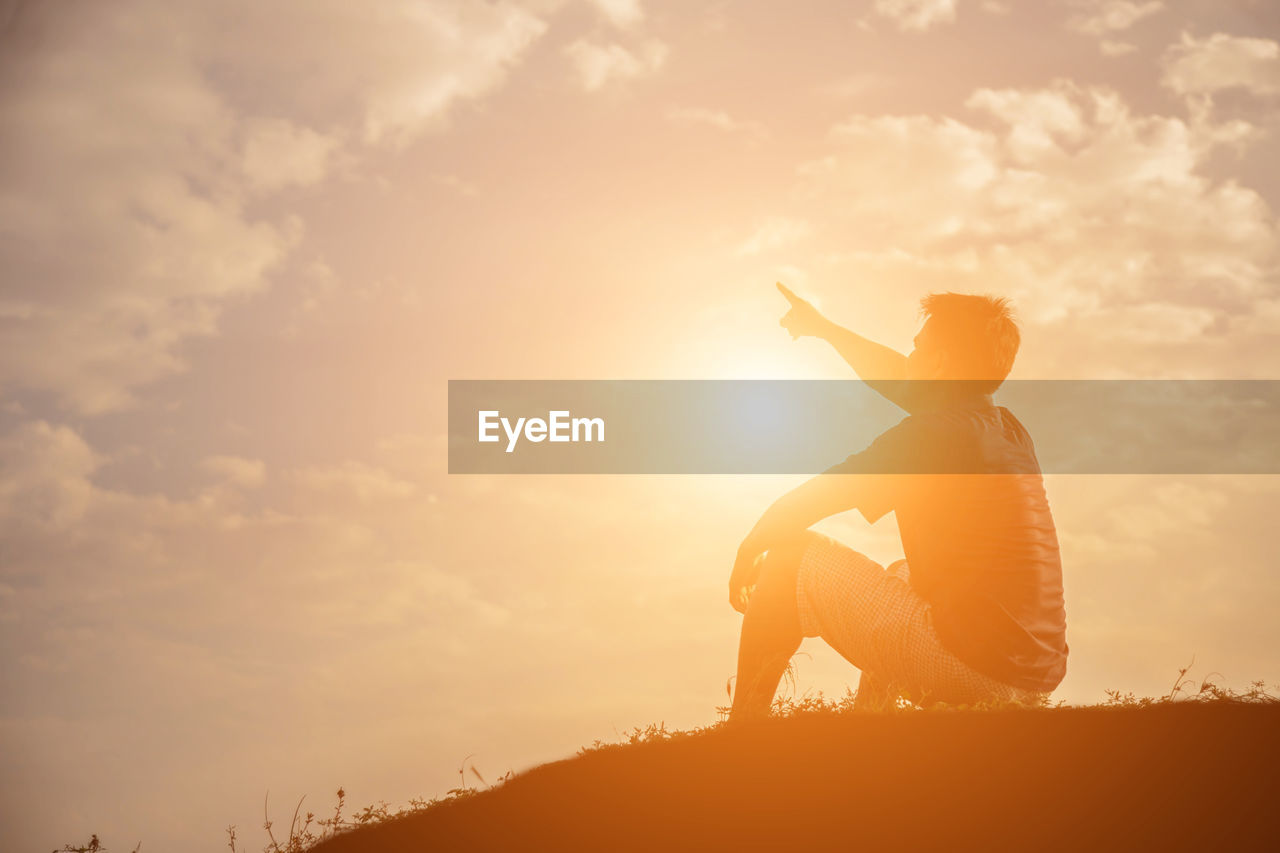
[777,282,914,412]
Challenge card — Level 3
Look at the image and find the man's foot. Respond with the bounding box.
[725,702,772,727]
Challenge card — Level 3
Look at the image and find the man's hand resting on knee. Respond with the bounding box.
[728,539,767,614]
[729,471,867,614]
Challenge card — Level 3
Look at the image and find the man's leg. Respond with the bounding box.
[851,560,909,712]
[853,669,898,711]
[729,540,806,721]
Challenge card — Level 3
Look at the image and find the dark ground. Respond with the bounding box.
[311,702,1280,852]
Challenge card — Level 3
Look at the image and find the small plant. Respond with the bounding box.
[224,750,527,853]
[1101,659,1278,708]
[54,836,139,853]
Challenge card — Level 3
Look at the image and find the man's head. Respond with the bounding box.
[905,292,1020,393]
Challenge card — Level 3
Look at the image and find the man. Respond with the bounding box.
[727,284,1068,718]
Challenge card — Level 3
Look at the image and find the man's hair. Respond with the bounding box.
[919,292,1020,393]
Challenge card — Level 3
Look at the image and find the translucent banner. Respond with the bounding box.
[447,380,1280,474]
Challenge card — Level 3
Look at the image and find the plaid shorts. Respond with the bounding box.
[795,532,1045,708]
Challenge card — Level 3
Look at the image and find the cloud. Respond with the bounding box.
[293,460,419,504]
[1047,473,1280,702]
[564,38,668,90]
[0,0,547,415]
[0,421,102,530]
[872,0,959,32]
[807,113,998,208]
[1100,40,1139,56]
[1066,0,1163,37]
[0,2,296,415]
[1162,32,1280,98]
[1064,1,1163,56]
[200,455,266,490]
[0,416,524,849]
[241,118,344,193]
[795,81,1277,369]
[665,106,767,140]
[193,1,548,147]
[351,3,547,145]
[0,420,744,850]
[430,173,481,198]
[736,218,812,256]
[818,73,891,100]
[584,0,645,29]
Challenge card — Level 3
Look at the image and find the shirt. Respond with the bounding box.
[825,387,1069,692]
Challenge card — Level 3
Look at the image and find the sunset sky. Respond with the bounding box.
[2,0,1279,849]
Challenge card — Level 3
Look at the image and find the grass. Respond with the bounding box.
[54,664,1277,853]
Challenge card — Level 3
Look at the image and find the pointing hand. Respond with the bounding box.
[777,282,828,340]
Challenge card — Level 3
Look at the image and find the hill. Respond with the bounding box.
[308,701,1279,852]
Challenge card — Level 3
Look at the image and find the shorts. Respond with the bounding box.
[794,532,1045,708]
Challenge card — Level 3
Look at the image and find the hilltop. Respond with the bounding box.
[307,700,1279,852]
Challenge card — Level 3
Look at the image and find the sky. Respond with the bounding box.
[1,0,1278,849]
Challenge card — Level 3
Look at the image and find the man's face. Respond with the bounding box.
[906,318,947,381]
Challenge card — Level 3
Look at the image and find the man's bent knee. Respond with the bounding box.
[761,530,818,579]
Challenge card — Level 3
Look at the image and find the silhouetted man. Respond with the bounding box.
[728,285,1068,718]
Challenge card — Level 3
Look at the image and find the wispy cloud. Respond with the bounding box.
[1066,1,1163,55]
[200,455,267,490]
[1162,32,1280,98]
[818,73,890,100]
[736,218,812,256]
[0,421,102,530]
[665,106,767,141]
[872,0,959,32]
[1066,0,1163,36]
[241,118,344,194]
[293,460,419,505]
[584,0,645,30]
[564,38,669,90]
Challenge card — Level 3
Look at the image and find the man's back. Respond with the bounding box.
[827,394,1069,691]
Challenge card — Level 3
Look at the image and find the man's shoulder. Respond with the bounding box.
[892,405,1042,472]
[893,405,997,442]
[910,404,1033,441]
